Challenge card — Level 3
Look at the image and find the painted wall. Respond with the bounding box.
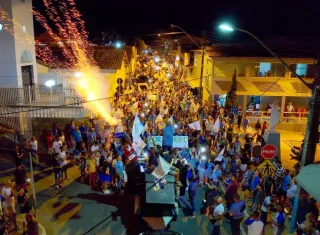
[0,0,38,86]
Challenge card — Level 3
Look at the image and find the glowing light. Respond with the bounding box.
[158,34,161,37]
[115,42,122,48]
[166,73,170,78]
[148,79,152,83]
[45,80,55,87]
[201,156,207,160]
[155,66,160,71]
[154,57,160,63]
[162,62,167,66]
[0,24,2,31]
[31,0,117,126]
[219,24,234,32]
[200,147,206,153]
[143,152,148,158]
[175,56,180,60]
[140,112,146,118]
[174,124,178,129]
[74,71,83,78]
[144,103,148,107]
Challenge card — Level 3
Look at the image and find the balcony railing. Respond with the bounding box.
[243,111,309,123]
[0,86,83,106]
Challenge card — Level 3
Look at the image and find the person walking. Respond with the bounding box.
[229,194,246,235]
[272,205,286,235]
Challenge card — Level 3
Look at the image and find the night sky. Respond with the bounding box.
[34,0,320,41]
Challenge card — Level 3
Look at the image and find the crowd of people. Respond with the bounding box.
[1,60,318,235]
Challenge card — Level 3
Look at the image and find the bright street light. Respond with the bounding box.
[154,57,160,63]
[75,71,83,78]
[45,80,55,87]
[115,42,122,49]
[219,24,234,32]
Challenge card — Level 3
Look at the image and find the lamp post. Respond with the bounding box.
[170,24,205,103]
[219,23,319,233]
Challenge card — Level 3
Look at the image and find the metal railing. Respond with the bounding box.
[243,110,309,123]
[0,85,83,106]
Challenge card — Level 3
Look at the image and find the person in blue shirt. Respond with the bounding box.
[280,169,291,205]
[250,170,260,202]
[162,122,174,151]
[72,126,82,150]
[205,159,215,182]
[79,122,88,147]
[229,194,246,235]
[187,174,198,218]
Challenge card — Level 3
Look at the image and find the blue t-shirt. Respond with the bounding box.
[199,135,207,145]
[274,212,285,226]
[163,125,174,147]
[207,162,214,171]
[250,175,260,191]
[180,149,190,159]
[230,200,246,219]
[79,126,87,138]
[72,130,82,143]
[281,174,291,191]
[115,161,124,175]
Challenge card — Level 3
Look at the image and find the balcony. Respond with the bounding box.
[0,85,83,107]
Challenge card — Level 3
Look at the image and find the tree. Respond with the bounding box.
[225,70,239,110]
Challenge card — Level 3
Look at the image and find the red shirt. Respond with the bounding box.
[225,181,239,202]
[47,135,54,148]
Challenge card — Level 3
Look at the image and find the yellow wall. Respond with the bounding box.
[36,63,49,74]
[104,61,127,97]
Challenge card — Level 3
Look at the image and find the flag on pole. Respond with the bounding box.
[132,115,144,141]
[211,117,220,133]
[142,121,148,135]
[152,156,172,179]
[188,121,201,130]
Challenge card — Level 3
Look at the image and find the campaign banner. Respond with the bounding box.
[172,136,189,148]
[147,136,163,147]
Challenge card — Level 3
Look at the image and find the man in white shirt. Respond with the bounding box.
[91,141,100,153]
[244,211,264,235]
[233,136,242,154]
[53,137,62,154]
[2,181,19,230]
[208,196,224,235]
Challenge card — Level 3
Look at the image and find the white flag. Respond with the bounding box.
[188,121,201,130]
[215,147,225,161]
[211,117,220,133]
[152,156,172,179]
[132,115,144,141]
[132,137,146,156]
[142,121,148,135]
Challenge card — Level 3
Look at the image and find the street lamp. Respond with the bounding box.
[45,80,55,104]
[115,41,122,49]
[170,24,205,103]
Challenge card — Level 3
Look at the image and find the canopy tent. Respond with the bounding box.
[296,164,320,202]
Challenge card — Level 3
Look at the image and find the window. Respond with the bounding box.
[259,63,271,77]
[290,64,315,78]
[296,64,307,76]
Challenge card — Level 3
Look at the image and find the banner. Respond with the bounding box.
[114,132,126,138]
[147,136,163,147]
[172,136,189,148]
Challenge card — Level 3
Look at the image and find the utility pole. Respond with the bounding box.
[199,30,206,104]
[289,57,320,233]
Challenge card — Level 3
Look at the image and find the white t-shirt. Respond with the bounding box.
[91,145,99,153]
[60,152,67,166]
[248,220,264,235]
[2,186,14,208]
[53,140,62,153]
[30,140,38,151]
[287,184,297,199]
[261,196,271,212]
